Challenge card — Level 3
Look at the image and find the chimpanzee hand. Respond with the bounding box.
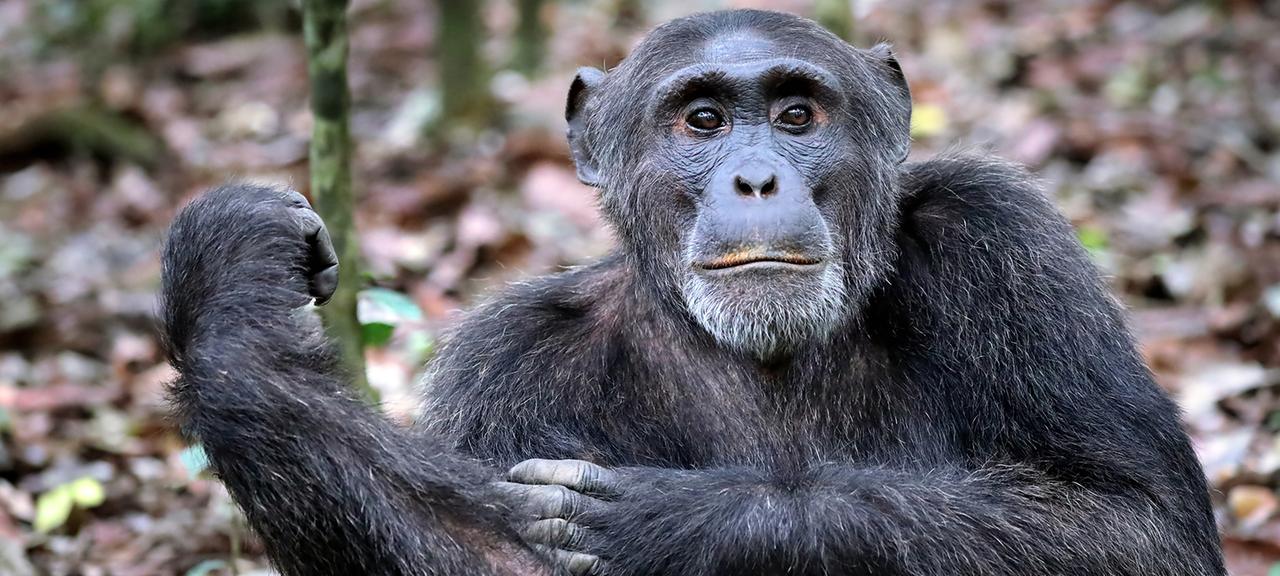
[495,459,621,576]
[279,190,340,305]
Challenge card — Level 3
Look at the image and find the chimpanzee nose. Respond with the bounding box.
[734,167,777,198]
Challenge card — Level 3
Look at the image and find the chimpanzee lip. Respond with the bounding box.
[697,251,822,270]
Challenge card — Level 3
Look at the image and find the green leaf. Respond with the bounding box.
[185,559,229,576]
[1077,226,1108,253]
[68,477,105,507]
[33,476,107,533]
[405,329,436,365]
[361,321,395,348]
[33,485,74,533]
[180,444,210,480]
[358,288,424,348]
[360,288,424,323]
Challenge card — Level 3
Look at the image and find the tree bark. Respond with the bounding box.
[302,0,369,395]
[814,0,855,42]
[437,0,491,135]
[513,0,547,76]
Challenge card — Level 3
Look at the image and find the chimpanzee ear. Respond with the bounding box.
[566,67,606,187]
[866,43,912,164]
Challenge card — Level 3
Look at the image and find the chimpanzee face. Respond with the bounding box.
[566,12,912,359]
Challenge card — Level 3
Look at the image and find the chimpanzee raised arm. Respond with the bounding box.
[160,184,551,576]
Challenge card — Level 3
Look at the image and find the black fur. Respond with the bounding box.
[161,185,547,575]
[160,9,1223,576]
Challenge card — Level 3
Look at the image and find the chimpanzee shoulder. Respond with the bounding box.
[886,154,1200,480]
[888,153,1104,326]
[897,154,1065,251]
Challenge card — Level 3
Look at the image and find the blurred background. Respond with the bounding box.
[0,0,1278,574]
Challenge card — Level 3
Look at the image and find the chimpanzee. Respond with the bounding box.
[159,9,1225,576]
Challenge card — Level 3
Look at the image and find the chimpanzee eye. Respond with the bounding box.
[686,108,725,132]
[778,105,812,127]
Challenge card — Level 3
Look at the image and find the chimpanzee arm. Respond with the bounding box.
[510,456,1219,576]
[504,157,1223,576]
[160,184,551,576]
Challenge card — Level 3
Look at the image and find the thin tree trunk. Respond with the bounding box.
[438,0,490,135]
[513,0,547,76]
[302,0,369,396]
[814,0,855,42]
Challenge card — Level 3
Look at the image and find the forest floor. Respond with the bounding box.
[1,0,1279,574]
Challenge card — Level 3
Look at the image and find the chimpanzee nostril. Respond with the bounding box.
[734,172,778,197]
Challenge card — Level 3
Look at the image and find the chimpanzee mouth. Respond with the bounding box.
[696,250,823,271]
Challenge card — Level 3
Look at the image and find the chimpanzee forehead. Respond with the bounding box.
[610,12,859,107]
[650,57,844,112]
[701,30,779,63]
[642,28,846,98]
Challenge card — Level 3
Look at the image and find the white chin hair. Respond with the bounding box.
[681,264,847,358]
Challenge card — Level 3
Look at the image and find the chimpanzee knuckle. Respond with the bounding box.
[557,550,601,576]
[573,463,598,488]
[523,485,562,517]
[506,459,533,481]
[491,481,539,517]
[311,264,339,305]
[532,459,604,493]
[490,480,524,497]
[534,547,601,576]
[563,523,589,551]
[509,458,556,484]
[547,520,590,552]
[549,460,587,488]
[493,480,580,520]
[518,520,546,544]
[294,205,325,236]
[305,219,338,267]
[546,518,575,545]
[544,484,591,520]
[593,469,622,498]
[522,518,573,547]
[565,465,622,500]
[549,485,575,518]
[281,189,312,209]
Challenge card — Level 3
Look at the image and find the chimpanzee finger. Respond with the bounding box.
[284,193,340,305]
[507,459,621,499]
[280,189,311,209]
[310,264,339,306]
[533,545,607,576]
[492,481,603,521]
[521,518,597,551]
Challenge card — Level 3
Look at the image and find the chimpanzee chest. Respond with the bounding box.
[593,355,963,470]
